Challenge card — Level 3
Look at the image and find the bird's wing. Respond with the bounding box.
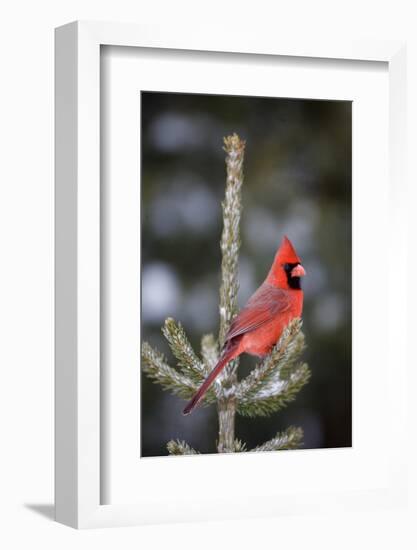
[225,284,291,341]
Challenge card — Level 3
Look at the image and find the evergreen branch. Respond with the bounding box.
[237,362,311,417]
[279,332,306,381]
[233,439,248,452]
[162,317,209,381]
[250,426,304,452]
[219,134,245,350]
[167,439,200,455]
[157,319,217,403]
[235,318,305,403]
[235,318,310,417]
[141,342,197,399]
[201,333,219,371]
[214,133,246,450]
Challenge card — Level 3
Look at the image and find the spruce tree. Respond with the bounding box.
[142,134,311,454]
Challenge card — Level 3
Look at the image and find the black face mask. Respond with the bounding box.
[283,263,302,290]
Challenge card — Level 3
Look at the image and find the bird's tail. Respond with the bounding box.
[182,345,238,415]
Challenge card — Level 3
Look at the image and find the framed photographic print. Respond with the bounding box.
[55,21,407,528]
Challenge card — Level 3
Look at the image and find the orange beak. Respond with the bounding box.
[291,264,306,277]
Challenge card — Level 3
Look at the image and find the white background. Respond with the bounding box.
[0,1,416,549]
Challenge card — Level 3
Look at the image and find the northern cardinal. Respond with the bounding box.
[183,236,306,415]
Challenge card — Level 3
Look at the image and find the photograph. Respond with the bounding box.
[140,91,352,457]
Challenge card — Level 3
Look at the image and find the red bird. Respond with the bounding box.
[183,236,306,415]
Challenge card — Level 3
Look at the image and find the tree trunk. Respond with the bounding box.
[217,395,236,452]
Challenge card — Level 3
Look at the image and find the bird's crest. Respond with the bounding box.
[275,235,302,264]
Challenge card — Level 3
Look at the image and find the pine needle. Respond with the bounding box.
[167,440,200,455]
[250,426,304,452]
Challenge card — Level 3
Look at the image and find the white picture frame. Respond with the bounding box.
[55,21,407,529]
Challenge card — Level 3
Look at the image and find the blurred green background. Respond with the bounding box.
[140,91,352,457]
